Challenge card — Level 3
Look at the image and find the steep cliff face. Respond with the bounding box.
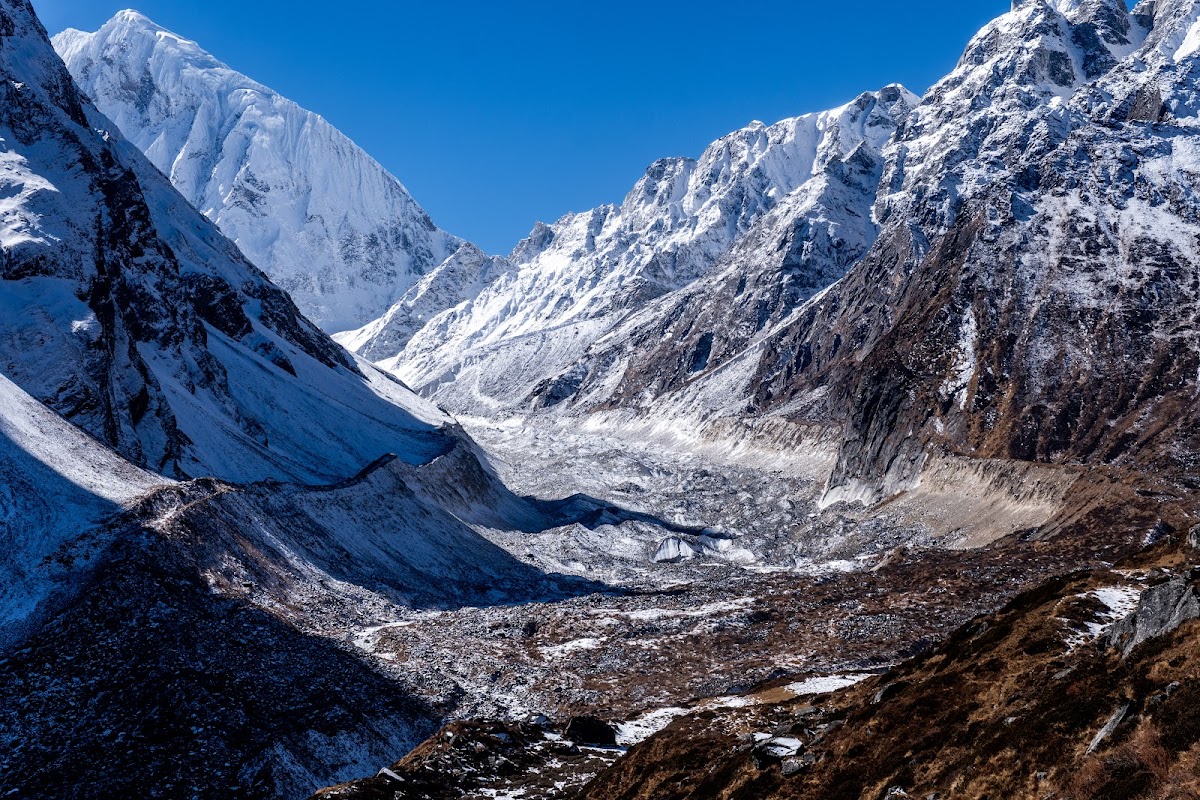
[750,0,1200,504]
[0,1,462,484]
[53,11,466,334]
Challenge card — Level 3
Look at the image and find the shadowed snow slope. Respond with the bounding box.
[0,0,463,485]
[0,370,166,636]
[53,10,466,334]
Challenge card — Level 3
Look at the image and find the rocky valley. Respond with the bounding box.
[1,0,1199,798]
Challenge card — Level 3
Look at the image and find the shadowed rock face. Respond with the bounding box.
[1107,576,1200,656]
[0,409,624,799]
[0,521,442,800]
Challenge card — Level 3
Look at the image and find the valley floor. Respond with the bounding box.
[317,416,1135,799]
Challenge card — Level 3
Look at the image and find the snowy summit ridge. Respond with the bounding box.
[350,84,919,414]
[53,10,467,334]
[0,0,468,485]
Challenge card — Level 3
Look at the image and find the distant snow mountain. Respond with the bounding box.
[53,10,467,334]
[336,243,513,362]
[347,86,918,414]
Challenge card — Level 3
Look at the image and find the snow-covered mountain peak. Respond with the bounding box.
[1134,0,1200,63]
[57,9,221,78]
[0,0,465,484]
[875,0,1146,231]
[54,11,467,334]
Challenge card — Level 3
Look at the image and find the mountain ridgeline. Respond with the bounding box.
[2,1,1200,799]
[395,0,1200,509]
[54,11,468,335]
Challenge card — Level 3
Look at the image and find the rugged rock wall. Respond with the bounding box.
[540,0,1200,506]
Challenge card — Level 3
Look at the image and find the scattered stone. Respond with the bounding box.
[753,735,805,768]
[1087,704,1131,755]
[873,681,909,704]
[1147,682,1181,709]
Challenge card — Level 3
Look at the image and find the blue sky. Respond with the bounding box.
[32,0,1015,253]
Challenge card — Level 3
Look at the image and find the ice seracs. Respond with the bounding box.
[53,10,467,334]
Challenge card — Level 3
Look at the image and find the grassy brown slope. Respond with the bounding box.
[577,537,1200,800]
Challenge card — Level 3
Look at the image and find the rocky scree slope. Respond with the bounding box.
[53,10,468,334]
[308,461,1195,800]
[544,0,1200,508]
[345,85,917,415]
[573,534,1200,800]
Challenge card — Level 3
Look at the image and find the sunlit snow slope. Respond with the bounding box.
[353,86,918,415]
[54,10,467,334]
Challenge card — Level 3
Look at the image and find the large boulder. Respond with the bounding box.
[1107,578,1200,658]
[563,716,618,747]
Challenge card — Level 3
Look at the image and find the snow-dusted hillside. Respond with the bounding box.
[0,1,463,485]
[351,86,917,415]
[53,11,466,334]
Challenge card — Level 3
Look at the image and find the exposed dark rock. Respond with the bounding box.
[1106,577,1200,657]
[564,716,619,747]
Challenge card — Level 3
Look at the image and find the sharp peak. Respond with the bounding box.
[109,9,161,29]
[90,9,232,69]
[102,9,200,47]
[877,82,919,98]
